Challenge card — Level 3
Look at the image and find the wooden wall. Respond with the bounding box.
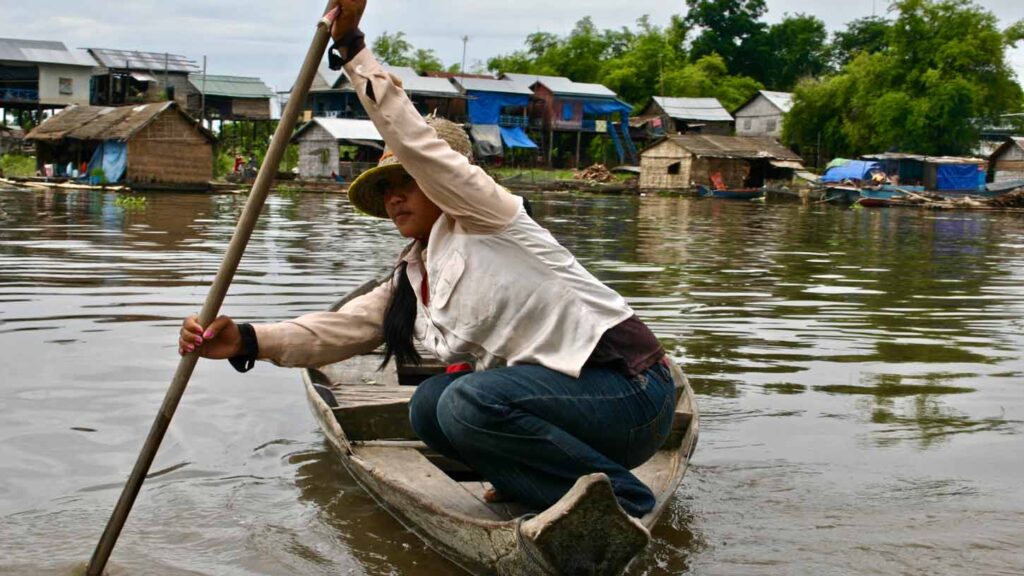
[231,98,271,120]
[127,110,212,186]
[735,95,784,138]
[640,140,691,190]
[993,144,1024,183]
[295,123,338,180]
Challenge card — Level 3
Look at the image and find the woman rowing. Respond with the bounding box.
[179,0,676,520]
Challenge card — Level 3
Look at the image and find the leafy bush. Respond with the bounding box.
[0,154,36,178]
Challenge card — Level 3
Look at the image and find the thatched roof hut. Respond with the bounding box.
[27,101,215,188]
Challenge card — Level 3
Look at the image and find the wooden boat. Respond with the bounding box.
[302,281,699,576]
[697,184,764,200]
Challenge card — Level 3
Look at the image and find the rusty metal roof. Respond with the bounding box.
[652,134,803,162]
[87,47,197,73]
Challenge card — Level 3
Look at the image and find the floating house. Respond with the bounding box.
[989,137,1024,184]
[922,156,987,192]
[86,48,198,108]
[639,134,804,191]
[291,117,383,181]
[0,38,96,113]
[633,96,733,137]
[187,74,274,121]
[451,76,537,159]
[307,64,465,121]
[26,101,214,188]
[733,90,793,139]
[502,73,636,166]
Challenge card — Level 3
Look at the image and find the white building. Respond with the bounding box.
[0,38,96,109]
[733,90,793,139]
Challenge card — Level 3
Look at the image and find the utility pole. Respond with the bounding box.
[461,35,469,77]
[164,52,169,100]
[201,55,208,128]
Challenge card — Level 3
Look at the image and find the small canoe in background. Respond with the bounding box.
[697,184,765,200]
[302,280,700,576]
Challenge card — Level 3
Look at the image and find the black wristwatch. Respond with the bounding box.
[228,323,259,373]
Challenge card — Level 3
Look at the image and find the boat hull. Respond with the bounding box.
[697,185,764,200]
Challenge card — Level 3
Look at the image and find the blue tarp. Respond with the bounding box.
[820,160,881,183]
[468,92,529,125]
[86,141,127,183]
[582,100,633,117]
[499,127,538,149]
[936,163,982,191]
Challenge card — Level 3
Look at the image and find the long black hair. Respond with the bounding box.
[378,196,533,370]
[380,260,421,370]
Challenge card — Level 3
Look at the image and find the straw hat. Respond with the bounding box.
[348,116,474,218]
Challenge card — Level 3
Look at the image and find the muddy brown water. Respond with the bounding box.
[0,187,1021,575]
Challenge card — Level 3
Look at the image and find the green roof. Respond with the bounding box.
[188,74,273,99]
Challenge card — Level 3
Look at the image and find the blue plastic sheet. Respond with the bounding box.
[468,92,529,125]
[499,127,538,149]
[86,141,127,183]
[820,160,881,183]
[582,100,632,116]
[936,163,982,191]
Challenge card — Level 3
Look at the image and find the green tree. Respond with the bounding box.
[411,48,444,75]
[785,0,1024,157]
[372,31,413,67]
[684,0,769,78]
[760,14,830,90]
[830,16,891,68]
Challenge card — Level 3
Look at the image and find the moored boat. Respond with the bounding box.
[697,184,764,200]
[302,281,699,576]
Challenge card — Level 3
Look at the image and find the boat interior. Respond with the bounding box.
[306,348,696,524]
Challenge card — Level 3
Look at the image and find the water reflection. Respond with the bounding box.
[1,189,1022,574]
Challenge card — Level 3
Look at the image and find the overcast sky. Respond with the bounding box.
[3,0,1022,93]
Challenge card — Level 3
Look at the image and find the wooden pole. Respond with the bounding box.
[84,6,340,575]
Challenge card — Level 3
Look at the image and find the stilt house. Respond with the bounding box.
[291,117,383,181]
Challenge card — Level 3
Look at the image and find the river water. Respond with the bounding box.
[0,187,1021,575]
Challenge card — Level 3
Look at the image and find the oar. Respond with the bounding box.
[85,5,340,575]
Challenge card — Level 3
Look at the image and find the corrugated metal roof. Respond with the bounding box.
[452,77,533,96]
[189,75,274,99]
[87,48,198,73]
[503,72,617,99]
[0,38,96,67]
[293,118,383,142]
[760,91,794,113]
[653,96,733,122]
[26,102,213,143]
[861,152,928,161]
[654,134,802,162]
[383,65,462,97]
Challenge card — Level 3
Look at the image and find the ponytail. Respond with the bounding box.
[380,261,421,370]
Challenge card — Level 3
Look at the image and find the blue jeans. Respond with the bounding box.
[408,362,676,518]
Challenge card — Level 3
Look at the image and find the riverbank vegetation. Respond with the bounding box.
[373,0,1022,159]
[0,154,35,178]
